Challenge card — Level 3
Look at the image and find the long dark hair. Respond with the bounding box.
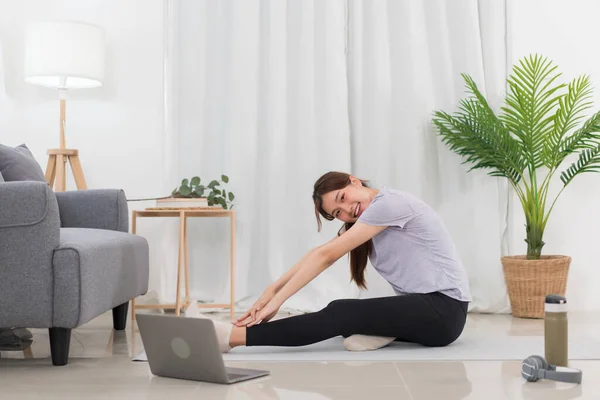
[312,171,372,289]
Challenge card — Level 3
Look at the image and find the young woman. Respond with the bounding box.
[202,171,471,353]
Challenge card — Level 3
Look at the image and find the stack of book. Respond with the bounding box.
[147,197,215,210]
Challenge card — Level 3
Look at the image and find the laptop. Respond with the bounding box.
[136,313,270,384]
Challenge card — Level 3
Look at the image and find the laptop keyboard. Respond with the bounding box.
[228,373,247,380]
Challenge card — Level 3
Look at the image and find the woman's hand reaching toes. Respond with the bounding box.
[233,286,277,327]
[246,299,281,327]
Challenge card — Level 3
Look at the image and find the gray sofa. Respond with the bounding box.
[0,181,149,366]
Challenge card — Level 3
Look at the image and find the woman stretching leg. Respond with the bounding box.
[203,171,471,353]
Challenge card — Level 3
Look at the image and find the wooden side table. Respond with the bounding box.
[131,208,236,321]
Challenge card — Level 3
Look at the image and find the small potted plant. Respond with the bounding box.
[433,54,600,318]
[157,174,235,209]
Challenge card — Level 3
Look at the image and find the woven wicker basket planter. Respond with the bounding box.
[501,255,571,319]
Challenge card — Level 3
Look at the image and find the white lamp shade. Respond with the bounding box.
[24,21,105,89]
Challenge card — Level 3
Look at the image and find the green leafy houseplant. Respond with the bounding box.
[433,54,600,259]
[172,174,235,209]
[432,54,600,318]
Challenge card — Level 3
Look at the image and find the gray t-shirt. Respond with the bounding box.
[357,186,472,302]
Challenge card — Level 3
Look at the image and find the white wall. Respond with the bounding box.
[0,0,177,302]
[507,0,600,310]
[0,0,168,197]
[3,0,600,312]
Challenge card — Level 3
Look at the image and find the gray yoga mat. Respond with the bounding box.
[133,331,600,362]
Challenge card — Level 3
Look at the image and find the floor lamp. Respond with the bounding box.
[24,21,105,192]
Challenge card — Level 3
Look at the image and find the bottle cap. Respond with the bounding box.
[545,294,567,313]
[545,294,567,304]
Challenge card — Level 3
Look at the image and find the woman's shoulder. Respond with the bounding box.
[370,186,430,214]
[359,186,418,228]
[374,186,415,201]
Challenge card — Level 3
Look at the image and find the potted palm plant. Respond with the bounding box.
[433,54,600,318]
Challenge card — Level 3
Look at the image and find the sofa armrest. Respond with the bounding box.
[0,181,56,228]
[55,189,129,232]
[0,182,60,328]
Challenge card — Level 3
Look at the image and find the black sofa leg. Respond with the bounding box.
[112,302,129,331]
[49,328,71,366]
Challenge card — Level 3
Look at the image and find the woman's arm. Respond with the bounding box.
[269,247,318,293]
[247,222,386,326]
[270,248,331,305]
[269,236,339,293]
[235,237,338,326]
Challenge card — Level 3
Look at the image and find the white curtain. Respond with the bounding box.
[165,0,357,313]
[347,0,510,312]
[156,0,511,314]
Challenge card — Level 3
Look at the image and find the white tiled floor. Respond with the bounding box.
[1,309,598,399]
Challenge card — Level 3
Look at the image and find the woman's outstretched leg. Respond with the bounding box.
[202,303,349,351]
[206,292,467,352]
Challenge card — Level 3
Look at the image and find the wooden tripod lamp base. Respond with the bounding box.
[24,20,105,193]
[45,148,87,192]
[43,94,89,192]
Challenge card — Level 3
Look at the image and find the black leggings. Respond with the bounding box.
[246,292,468,347]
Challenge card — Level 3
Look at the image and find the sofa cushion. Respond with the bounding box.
[52,228,149,328]
[0,144,46,182]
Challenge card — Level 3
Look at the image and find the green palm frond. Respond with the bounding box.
[500,54,565,170]
[544,75,595,166]
[432,54,600,259]
[557,110,600,162]
[433,99,524,184]
[560,144,600,185]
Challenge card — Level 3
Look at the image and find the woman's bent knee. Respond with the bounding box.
[425,320,466,347]
[423,334,459,347]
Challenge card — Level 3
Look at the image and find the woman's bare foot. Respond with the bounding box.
[229,326,246,348]
[189,312,235,353]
